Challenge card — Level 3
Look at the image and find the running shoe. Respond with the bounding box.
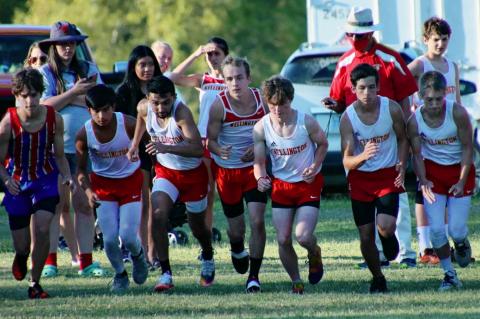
[131,249,148,285]
[291,281,304,294]
[199,257,215,287]
[399,258,417,268]
[28,282,50,299]
[378,233,399,261]
[439,271,463,291]
[12,253,28,281]
[369,275,388,293]
[245,276,261,293]
[154,271,174,293]
[111,272,129,293]
[307,245,324,284]
[231,249,249,274]
[454,239,472,268]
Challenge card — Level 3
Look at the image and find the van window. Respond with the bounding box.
[282,54,342,85]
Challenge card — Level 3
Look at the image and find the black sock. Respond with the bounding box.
[118,270,128,277]
[230,240,245,254]
[378,232,399,261]
[202,248,214,260]
[160,259,171,274]
[249,257,263,278]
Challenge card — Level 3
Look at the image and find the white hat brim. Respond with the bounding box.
[344,23,381,34]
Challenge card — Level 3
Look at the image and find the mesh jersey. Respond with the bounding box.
[418,56,457,102]
[330,41,418,109]
[263,111,318,183]
[415,100,461,165]
[346,96,398,172]
[85,112,139,178]
[146,99,201,170]
[212,88,266,168]
[6,106,57,183]
[198,73,226,137]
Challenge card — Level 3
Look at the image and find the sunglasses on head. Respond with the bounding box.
[29,56,48,64]
[345,33,370,39]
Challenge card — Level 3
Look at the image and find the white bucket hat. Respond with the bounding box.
[345,7,381,34]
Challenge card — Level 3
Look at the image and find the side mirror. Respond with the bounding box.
[459,79,477,96]
[113,61,128,73]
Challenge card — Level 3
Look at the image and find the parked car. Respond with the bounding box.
[281,42,478,192]
[0,24,124,119]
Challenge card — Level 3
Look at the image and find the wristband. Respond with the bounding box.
[257,176,270,182]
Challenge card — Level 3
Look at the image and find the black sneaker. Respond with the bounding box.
[246,276,261,293]
[231,250,249,274]
[454,239,472,268]
[378,233,399,261]
[28,282,50,299]
[369,276,388,293]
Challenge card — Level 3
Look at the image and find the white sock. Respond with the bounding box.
[417,226,431,253]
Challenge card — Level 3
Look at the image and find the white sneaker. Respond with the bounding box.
[439,271,463,291]
[200,257,215,287]
[154,271,174,292]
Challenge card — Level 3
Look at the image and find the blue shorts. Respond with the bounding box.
[2,172,60,230]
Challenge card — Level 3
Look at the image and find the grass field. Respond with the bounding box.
[0,193,479,318]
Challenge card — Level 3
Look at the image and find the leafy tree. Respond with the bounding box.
[13,0,306,110]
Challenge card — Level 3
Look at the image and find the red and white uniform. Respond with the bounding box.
[263,111,323,206]
[346,97,403,201]
[263,111,319,182]
[211,88,266,204]
[147,99,201,170]
[212,88,266,168]
[415,100,475,195]
[198,73,226,138]
[86,112,139,178]
[330,40,418,109]
[147,100,207,204]
[346,96,397,172]
[417,56,457,102]
[85,112,142,205]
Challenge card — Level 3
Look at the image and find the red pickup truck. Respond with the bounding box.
[0,24,123,119]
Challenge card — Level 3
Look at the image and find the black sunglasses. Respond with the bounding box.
[345,33,370,39]
[29,56,48,64]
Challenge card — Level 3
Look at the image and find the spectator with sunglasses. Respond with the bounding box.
[24,42,48,69]
[322,7,418,269]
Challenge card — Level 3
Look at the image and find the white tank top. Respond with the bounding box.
[146,99,201,170]
[212,88,266,168]
[263,111,319,183]
[85,112,139,178]
[415,100,462,165]
[198,73,226,138]
[346,96,397,172]
[416,56,457,103]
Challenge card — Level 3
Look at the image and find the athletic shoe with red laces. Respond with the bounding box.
[291,281,304,294]
[28,282,50,299]
[12,253,28,281]
[307,246,324,284]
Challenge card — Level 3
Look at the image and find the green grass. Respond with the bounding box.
[1,193,479,318]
